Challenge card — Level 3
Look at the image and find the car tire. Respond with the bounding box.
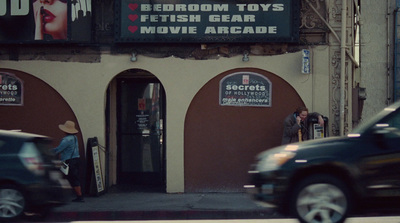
[0,184,26,221]
[290,174,351,223]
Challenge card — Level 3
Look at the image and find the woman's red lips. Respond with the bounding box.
[41,9,55,23]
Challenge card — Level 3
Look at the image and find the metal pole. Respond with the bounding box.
[305,0,358,68]
[340,0,347,136]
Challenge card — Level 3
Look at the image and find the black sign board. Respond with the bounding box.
[115,0,299,43]
[85,137,105,196]
[0,72,23,106]
[219,72,271,107]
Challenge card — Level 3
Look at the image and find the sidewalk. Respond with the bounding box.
[45,188,281,221]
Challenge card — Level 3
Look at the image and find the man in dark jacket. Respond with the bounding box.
[281,106,324,145]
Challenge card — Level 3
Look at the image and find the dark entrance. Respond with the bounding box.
[116,75,165,191]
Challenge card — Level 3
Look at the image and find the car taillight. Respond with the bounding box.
[18,142,45,176]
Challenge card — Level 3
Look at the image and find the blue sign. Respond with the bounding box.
[302,49,311,74]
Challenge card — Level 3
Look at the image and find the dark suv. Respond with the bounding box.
[0,130,70,221]
[246,101,400,223]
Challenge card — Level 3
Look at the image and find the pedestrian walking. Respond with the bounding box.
[53,120,84,202]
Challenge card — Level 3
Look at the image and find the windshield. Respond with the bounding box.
[351,102,400,135]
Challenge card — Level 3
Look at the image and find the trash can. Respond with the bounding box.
[307,116,329,140]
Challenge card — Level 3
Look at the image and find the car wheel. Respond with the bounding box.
[290,174,351,223]
[0,185,26,220]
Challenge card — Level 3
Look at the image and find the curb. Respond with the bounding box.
[45,210,278,221]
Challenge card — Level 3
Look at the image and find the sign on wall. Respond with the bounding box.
[116,0,299,43]
[219,72,271,107]
[0,0,92,43]
[301,49,311,74]
[0,72,23,106]
[92,144,105,194]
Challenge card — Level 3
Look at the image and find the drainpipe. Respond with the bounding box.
[395,6,400,102]
[340,0,347,136]
[387,0,392,105]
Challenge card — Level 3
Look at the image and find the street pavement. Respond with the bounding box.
[45,188,281,222]
[66,217,400,223]
[42,186,400,222]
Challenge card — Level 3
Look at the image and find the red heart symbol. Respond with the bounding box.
[129,3,138,11]
[128,26,138,33]
[128,14,138,22]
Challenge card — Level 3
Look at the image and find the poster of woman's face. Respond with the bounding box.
[0,0,92,42]
[33,0,68,40]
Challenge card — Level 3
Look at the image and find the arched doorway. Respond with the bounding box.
[109,69,166,192]
[184,68,305,192]
[0,68,85,187]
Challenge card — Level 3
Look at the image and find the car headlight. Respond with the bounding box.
[256,145,298,172]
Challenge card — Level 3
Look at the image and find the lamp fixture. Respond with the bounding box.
[130,52,137,62]
[242,51,249,62]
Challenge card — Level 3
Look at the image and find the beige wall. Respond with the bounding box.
[360,0,396,120]
[1,45,330,192]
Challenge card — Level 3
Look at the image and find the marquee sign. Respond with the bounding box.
[116,0,299,43]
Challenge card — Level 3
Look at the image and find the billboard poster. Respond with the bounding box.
[0,0,92,43]
[116,0,299,43]
[0,72,23,106]
[219,72,271,107]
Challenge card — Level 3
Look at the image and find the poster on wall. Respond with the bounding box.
[0,72,23,106]
[115,0,299,43]
[0,0,92,43]
[219,72,271,107]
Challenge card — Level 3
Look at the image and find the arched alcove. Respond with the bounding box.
[184,68,304,192]
[0,68,85,189]
[0,68,83,149]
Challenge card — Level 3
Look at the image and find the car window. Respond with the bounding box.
[377,111,400,138]
[0,139,11,153]
[0,139,5,149]
[386,112,400,129]
[352,109,393,134]
[28,139,53,160]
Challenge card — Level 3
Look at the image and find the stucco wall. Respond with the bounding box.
[360,0,396,120]
[1,45,329,192]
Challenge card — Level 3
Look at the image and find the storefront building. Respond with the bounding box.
[0,0,391,193]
